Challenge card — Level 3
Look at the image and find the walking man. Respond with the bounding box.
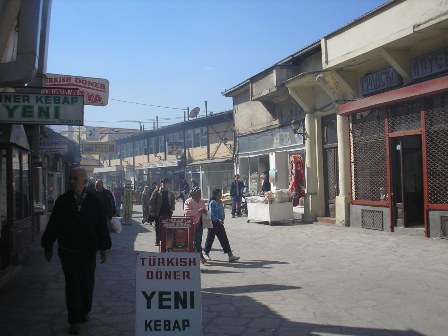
[230,174,245,218]
[41,167,112,335]
[149,178,176,246]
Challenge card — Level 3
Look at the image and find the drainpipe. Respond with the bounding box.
[0,0,44,87]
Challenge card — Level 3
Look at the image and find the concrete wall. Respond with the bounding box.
[350,204,391,231]
[322,0,448,68]
[234,101,278,134]
[428,210,448,239]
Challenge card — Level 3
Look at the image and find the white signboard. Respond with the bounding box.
[45,73,109,106]
[40,139,68,153]
[86,126,100,141]
[136,252,202,335]
[0,93,84,125]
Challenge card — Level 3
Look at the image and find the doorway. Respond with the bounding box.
[390,135,424,227]
[322,115,339,218]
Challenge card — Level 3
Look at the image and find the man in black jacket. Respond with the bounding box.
[41,167,112,335]
[95,179,117,232]
[230,174,245,218]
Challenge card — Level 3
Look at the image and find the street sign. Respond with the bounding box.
[135,252,202,335]
[40,139,68,153]
[44,73,109,106]
[83,141,116,154]
[0,93,84,125]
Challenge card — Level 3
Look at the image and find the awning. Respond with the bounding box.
[93,165,124,173]
[135,160,178,170]
[339,75,448,115]
[188,158,232,166]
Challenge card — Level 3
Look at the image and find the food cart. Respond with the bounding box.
[246,190,294,225]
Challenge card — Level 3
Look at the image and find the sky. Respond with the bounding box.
[47,0,390,130]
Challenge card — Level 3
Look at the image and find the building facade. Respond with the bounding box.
[322,0,448,237]
[103,111,234,200]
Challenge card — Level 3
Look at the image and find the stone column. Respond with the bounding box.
[303,113,318,222]
[335,114,351,226]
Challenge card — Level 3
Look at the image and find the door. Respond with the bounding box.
[390,135,424,227]
[322,115,339,218]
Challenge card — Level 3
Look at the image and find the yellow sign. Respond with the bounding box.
[83,141,116,154]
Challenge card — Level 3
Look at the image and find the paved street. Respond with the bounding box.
[1,201,447,336]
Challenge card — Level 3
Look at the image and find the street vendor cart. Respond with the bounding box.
[246,192,293,225]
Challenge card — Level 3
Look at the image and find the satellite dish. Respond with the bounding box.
[189,107,200,118]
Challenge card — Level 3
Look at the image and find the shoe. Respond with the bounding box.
[69,324,80,335]
[228,255,240,262]
[204,253,212,261]
[200,256,207,264]
[142,219,146,224]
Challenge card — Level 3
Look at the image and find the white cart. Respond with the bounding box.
[246,202,293,225]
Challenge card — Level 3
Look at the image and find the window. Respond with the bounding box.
[148,138,155,154]
[158,135,165,153]
[186,127,207,148]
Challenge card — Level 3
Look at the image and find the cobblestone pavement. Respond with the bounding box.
[0,201,447,335]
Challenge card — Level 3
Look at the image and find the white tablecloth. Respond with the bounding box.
[247,202,293,224]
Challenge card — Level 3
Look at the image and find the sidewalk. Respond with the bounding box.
[0,200,447,335]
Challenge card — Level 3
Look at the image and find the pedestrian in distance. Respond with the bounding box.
[176,178,190,206]
[95,179,117,232]
[149,178,176,246]
[41,167,112,335]
[230,174,245,218]
[112,183,123,216]
[204,188,240,262]
[141,186,151,223]
[261,170,271,193]
[146,181,158,225]
[183,187,208,264]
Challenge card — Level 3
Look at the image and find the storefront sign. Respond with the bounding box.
[360,67,402,96]
[44,73,109,106]
[160,216,194,253]
[83,141,116,154]
[411,46,448,80]
[40,139,68,153]
[0,93,84,125]
[136,252,201,335]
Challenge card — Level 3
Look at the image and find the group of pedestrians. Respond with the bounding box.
[184,187,240,264]
[41,170,239,334]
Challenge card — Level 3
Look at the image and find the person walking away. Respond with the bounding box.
[141,186,151,223]
[149,178,176,246]
[230,174,245,218]
[112,183,123,216]
[95,179,117,232]
[261,171,271,193]
[204,188,239,262]
[176,178,190,206]
[184,187,208,264]
[146,181,157,225]
[41,167,111,335]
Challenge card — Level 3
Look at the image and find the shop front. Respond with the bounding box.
[341,76,448,238]
[0,125,32,271]
[185,159,234,200]
[238,125,305,195]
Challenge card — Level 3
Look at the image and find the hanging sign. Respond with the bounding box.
[83,141,116,154]
[135,252,202,335]
[40,139,68,153]
[0,93,84,125]
[44,73,109,106]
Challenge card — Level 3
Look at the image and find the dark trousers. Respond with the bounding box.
[59,249,96,324]
[231,195,242,216]
[194,218,204,254]
[204,221,231,254]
